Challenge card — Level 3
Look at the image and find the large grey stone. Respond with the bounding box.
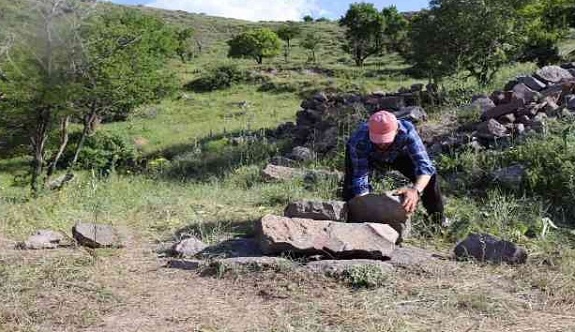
[534,66,574,84]
[516,75,546,91]
[346,193,410,239]
[454,233,527,264]
[72,222,122,248]
[257,215,398,260]
[284,200,347,221]
[565,94,575,110]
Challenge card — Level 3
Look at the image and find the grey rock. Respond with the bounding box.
[389,246,444,269]
[346,193,410,240]
[204,238,262,258]
[481,98,524,120]
[475,119,509,139]
[570,69,575,78]
[288,146,315,162]
[514,123,526,136]
[395,106,428,123]
[534,65,574,84]
[534,112,547,122]
[284,200,348,221]
[47,173,75,191]
[166,259,202,270]
[262,164,303,181]
[313,92,329,103]
[492,165,525,188]
[410,83,424,92]
[15,230,65,250]
[303,169,344,185]
[257,215,398,260]
[512,83,537,104]
[454,233,527,264]
[172,236,208,257]
[72,222,122,248]
[560,62,575,69]
[497,113,516,124]
[469,96,496,113]
[516,75,546,91]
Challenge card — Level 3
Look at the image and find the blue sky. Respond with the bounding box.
[109,0,429,21]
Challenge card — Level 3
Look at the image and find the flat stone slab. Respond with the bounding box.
[257,215,398,260]
[534,65,574,84]
[171,236,208,257]
[15,230,70,250]
[284,200,347,221]
[347,193,410,239]
[262,164,303,181]
[72,222,122,248]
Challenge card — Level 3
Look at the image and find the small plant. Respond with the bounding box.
[185,64,248,92]
[340,265,389,289]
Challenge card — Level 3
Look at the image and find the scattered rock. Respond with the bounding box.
[47,173,75,191]
[171,236,208,257]
[72,222,122,248]
[201,238,262,258]
[284,200,347,221]
[454,233,527,264]
[257,215,398,260]
[566,94,575,110]
[534,65,574,84]
[512,83,537,104]
[469,96,496,113]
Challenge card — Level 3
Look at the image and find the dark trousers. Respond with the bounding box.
[342,149,444,217]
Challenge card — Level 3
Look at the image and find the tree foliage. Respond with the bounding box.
[405,0,524,85]
[276,23,301,62]
[300,32,322,63]
[227,28,282,64]
[339,3,386,66]
[175,27,195,62]
[381,6,408,53]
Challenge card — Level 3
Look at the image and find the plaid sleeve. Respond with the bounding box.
[404,122,436,176]
[347,126,371,196]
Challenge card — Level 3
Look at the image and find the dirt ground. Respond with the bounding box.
[1,232,575,332]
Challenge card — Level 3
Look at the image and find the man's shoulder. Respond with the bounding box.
[347,123,370,149]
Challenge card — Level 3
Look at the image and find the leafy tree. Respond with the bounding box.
[0,1,178,194]
[301,32,322,63]
[227,28,282,64]
[381,6,408,53]
[339,3,386,66]
[315,17,330,22]
[175,27,195,62]
[302,15,314,22]
[276,23,301,62]
[405,0,524,85]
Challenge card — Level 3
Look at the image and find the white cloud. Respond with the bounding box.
[145,0,323,21]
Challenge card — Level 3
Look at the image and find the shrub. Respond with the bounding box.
[184,64,247,92]
[60,131,139,174]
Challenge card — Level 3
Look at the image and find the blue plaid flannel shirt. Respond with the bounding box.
[347,119,436,196]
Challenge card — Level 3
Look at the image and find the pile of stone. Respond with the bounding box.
[272,86,432,156]
[15,222,122,250]
[467,64,575,141]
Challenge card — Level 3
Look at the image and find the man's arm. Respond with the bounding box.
[347,138,371,197]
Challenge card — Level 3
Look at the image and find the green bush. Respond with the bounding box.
[60,131,139,174]
[184,64,248,92]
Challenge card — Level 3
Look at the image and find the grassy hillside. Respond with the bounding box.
[1,2,575,331]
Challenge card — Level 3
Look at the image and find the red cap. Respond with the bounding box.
[368,111,398,144]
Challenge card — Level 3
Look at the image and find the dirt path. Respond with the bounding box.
[1,232,575,332]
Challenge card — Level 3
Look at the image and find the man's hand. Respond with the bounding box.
[394,187,420,214]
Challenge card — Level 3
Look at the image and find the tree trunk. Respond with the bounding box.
[68,106,97,174]
[30,108,50,196]
[46,115,70,181]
